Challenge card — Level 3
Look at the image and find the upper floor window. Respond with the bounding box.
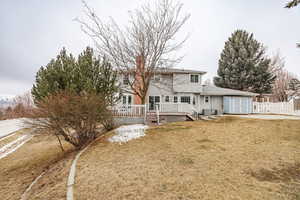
[123,74,129,85]
[190,74,199,83]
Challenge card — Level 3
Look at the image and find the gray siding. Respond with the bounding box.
[173,73,203,93]
[148,74,174,97]
[199,96,223,114]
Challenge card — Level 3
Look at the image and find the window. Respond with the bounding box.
[181,96,191,104]
[193,96,196,105]
[122,95,132,105]
[190,74,199,83]
[128,95,132,105]
[174,96,178,103]
[123,74,129,85]
[205,96,210,103]
[153,74,161,82]
[165,96,170,103]
[122,96,126,105]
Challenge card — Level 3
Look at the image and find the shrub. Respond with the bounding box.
[28,91,113,150]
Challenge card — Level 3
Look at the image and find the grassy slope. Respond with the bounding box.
[75,117,300,200]
[0,133,74,200]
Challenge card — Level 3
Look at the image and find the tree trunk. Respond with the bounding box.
[55,134,65,152]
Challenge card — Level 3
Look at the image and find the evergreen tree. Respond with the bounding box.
[214,30,276,94]
[285,0,300,8]
[32,47,119,105]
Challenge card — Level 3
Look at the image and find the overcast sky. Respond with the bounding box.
[0,0,299,96]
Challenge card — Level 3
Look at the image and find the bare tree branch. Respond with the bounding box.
[77,0,190,103]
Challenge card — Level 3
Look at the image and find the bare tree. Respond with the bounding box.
[270,53,296,101]
[269,51,284,74]
[77,0,190,104]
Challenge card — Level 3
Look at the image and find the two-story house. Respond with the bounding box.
[118,67,257,120]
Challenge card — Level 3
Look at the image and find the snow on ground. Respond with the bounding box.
[0,134,33,159]
[0,118,26,139]
[234,115,300,120]
[109,124,148,143]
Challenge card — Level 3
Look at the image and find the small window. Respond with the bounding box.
[190,74,199,83]
[181,96,191,104]
[128,95,132,105]
[153,74,161,82]
[174,96,178,103]
[165,96,170,103]
[123,74,129,85]
[193,96,196,105]
[122,96,126,104]
[205,96,210,103]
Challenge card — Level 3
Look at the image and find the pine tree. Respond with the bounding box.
[32,47,119,105]
[214,30,276,94]
[285,0,300,8]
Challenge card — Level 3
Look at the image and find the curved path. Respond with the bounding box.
[235,114,300,120]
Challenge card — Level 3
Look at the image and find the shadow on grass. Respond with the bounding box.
[249,163,300,182]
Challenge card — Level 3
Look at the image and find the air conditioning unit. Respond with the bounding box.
[203,109,217,116]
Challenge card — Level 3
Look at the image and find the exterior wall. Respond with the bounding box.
[199,96,223,114]
[147,74,174,99]
[113,117,145,126]
[159,114,187,123]
[173,73,203,93]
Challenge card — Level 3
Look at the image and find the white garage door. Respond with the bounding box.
[223,96,253,114]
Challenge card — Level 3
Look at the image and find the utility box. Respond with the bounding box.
[203,109,217,116]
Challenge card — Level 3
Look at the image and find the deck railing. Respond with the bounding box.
[148,103,194,114]
[111,105,147,117]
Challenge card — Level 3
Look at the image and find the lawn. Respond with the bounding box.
[75,117,300,200]
[0,117,299,200]
[0,132,74,200]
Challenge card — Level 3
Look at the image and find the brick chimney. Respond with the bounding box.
[134,55,145,105]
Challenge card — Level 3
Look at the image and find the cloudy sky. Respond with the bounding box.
[0,0,299,96]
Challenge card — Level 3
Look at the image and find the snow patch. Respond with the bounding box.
[0,134,33,159]
[0,118,27,139]
[109,124,148,143]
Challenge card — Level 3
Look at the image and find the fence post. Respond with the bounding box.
[144,104,147,124]
[156,104,160,125]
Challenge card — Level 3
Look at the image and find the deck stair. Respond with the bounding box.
[199,116,212,121]
[208,116,218,120]
[186,114,196,121]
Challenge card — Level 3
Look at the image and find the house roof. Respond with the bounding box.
[202,85,258,97]
[156,68,206,75]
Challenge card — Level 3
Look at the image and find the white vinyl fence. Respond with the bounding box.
[152,103,194,114]
[253,101,300,115]
[111,105,147,117]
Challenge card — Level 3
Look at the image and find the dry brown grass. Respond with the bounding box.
[75,117,300,200]
[0,132,75,200]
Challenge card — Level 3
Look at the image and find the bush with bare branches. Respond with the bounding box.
[28,91,112,150]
